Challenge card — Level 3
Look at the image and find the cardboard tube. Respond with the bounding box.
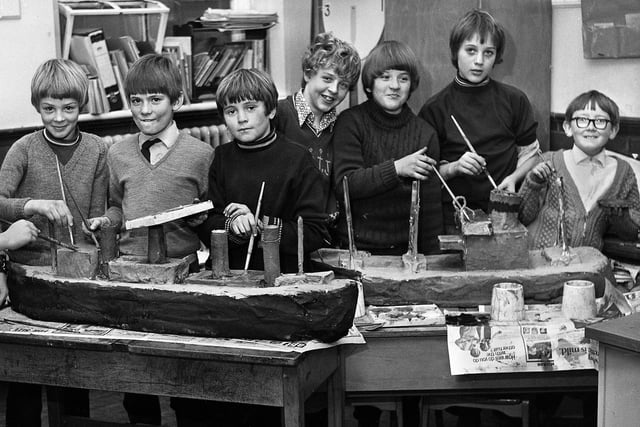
[210,229,230,278]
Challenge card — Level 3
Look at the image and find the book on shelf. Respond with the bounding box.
[106,36,140,65]
[111,64,129,110]
[70,28,123,112]
[207,43,248,85]
[109,49,129,78]
[79,64,106,115]
[162,36,193,103]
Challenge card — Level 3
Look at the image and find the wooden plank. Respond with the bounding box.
[0,342,286,406]
[585,312,640,353]
[344,332,597,394]
[125,201,213,229]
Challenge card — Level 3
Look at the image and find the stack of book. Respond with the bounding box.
[192,41,257,91]
[200,8,278,30]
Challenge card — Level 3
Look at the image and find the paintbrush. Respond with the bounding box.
[297,216,304,275]
[450,115,499,189]
[342,176,357,269]
[61,180,100,250]
[432,166,471,222]
[0,218,77,251]
[244,181,265,271]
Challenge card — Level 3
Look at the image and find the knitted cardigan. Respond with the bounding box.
[518,150,640,250]
[105,132,214,258]
[332,99,443,255]
[0,130,109,265]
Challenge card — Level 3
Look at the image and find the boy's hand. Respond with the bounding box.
[453,152,486,177]
[394,147,437,180]
[224,203,252,218]
[0,219,38,250]
[497,176,517,192]
[186,198,208,228]
[229,213,257,238]
[24,199,74,228]
[83,216,111,234]
[529,162,554,184]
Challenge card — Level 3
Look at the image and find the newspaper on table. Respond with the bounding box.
[0,307,364,353]
[446,304,599,375]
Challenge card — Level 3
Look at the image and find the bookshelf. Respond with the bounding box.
[174,22,273,102]
[59,0,169,59]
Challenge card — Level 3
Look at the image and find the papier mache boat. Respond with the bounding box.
[6,205,359,343]
[311,189,615,308]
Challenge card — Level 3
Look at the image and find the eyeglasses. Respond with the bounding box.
[571,117,611,130]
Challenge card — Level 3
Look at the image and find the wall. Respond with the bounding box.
[1,1,639,131]
[551,1,640,116]
[0,0,57,130]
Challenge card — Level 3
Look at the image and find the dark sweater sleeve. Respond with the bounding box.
[333,109,400,201]
[197,147,230,247]
[279,154,330,255]
[511,88,538,147]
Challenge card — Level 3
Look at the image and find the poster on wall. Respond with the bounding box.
[582,0,640,58]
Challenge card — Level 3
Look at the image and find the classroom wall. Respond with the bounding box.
[551,1,640,117]
[0,0,57,130]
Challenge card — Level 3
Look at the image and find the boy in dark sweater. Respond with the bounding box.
[273,32,361,213]
[333,40,443,256]
[199,68,329,273]
[184,69,329,427]
[419,9,539,232]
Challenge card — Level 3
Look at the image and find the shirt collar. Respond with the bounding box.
[571,145,607,168]
[294,90,337,134]
[138,121,179,149]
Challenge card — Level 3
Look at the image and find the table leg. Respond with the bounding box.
[327,351,344,427]
[46,386,65,427]
[283,368,305,427]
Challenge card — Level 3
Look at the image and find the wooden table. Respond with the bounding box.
[586,312,640,427]
[344,326,597,423]
[0,325,343,427]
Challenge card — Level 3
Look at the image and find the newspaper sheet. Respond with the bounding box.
[0,307,364,353]
[446,304,599,375]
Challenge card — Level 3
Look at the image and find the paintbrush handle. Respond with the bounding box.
[0,218,77,251]
[297,216,304,275]
[244,181,266,271]
[342,176,356,262]
[450,115,499,189]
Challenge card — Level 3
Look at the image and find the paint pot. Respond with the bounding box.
[562,280,597,320]
[490,282,525,322]
[97,223,119,261]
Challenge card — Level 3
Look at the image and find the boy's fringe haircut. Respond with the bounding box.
[31,59,89,110]
[125,54,183,103]
[449,9,506,68]
[565,90,620,127]
[361,40,421,98]
[216,68,278,115]
[301,32,361,90]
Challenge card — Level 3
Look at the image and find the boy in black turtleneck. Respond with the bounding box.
[198,68,329,274]
[419,9,540,233]
[333,40,444,257]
